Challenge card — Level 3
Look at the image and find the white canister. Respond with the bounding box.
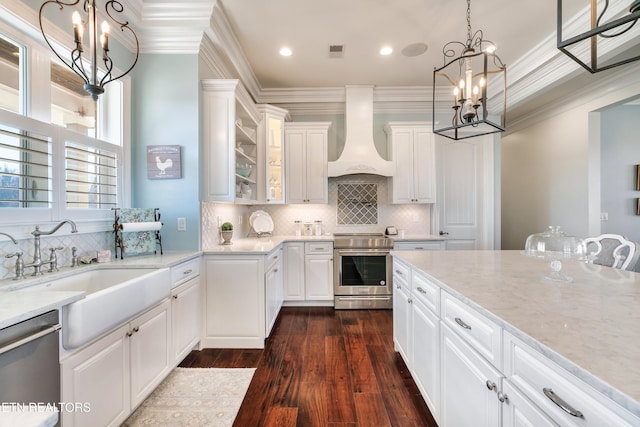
[314,220,322,236]
[294,220,302,236]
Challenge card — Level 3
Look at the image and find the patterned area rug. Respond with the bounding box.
[122,368,255,426]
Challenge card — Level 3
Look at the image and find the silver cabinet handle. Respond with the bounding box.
[408,298,412,304]
[414,247,425,250]
[543,388,583,418]
[454,317,472,330]
[498,392,509,403]
[486,380,496,391]
[395,269,403,275]
[416,287,427,295]
[183,269,193,275]
[172,295,179,299]
[396,284,401,289]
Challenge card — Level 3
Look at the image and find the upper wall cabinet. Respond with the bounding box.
[256,104,288,204]
[284,122,331,204]
[201,79,262,204]
[385,122,436,204]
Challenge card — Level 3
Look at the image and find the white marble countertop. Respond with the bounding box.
[0,251,201,329]
[204,235,334,254]
[391,249,640,417]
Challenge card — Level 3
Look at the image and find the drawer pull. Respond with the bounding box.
[497,392,509,403]
[486,380,496,391]
[543,388,584,418]
[414,247,425,250]
[416,286,427,295]
[454,317,472,330]
[395,269,403,275]
[183,269,193,275]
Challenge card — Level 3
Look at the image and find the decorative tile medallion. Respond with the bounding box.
[337,183,378,224]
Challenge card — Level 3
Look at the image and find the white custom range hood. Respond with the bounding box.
[328,86,395,177]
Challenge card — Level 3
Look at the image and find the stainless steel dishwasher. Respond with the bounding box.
[0,310,61,413]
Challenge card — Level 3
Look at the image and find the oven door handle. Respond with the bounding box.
[335,249,391,255]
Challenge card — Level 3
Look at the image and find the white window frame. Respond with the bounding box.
[0,3,131,239]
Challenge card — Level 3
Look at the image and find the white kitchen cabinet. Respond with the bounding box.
[202,255,265,348]
[441,323,503,427]
[170,257,201,364]
[411,296,440,421]
[392,265,411,363]
[171,277,201,364]
[503,331,640,427]
[61,324,130,427]
[284,242,305,301]
[393,240,445,250]
[265,247,284,336]
[61,300,171,427]
[257,104,288,204]
[502,379,559,427]
[201,79,262,204]
[304,242,333,301]
[385,122,436,204]
[130,299,172,408]
[284,122,330,204]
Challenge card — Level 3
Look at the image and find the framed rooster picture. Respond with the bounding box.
[147,145,182,179]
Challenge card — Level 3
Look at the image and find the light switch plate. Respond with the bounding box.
[177,217,186,231]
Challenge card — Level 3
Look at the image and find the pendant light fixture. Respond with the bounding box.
[557,0,640,73]
[433,0,507,140]
[39,0,139,101]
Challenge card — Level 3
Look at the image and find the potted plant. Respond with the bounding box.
[220,222,234,245]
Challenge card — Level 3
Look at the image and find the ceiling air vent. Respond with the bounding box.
[329,45,344,58]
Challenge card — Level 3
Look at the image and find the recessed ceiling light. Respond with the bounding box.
[380,46,393,56]
[401,42,428,57]
[279,47,292,57]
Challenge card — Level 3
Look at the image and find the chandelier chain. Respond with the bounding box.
[466,0,472,42]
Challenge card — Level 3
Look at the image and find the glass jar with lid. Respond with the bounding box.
[294,220,302,237]
[314,220,323,236]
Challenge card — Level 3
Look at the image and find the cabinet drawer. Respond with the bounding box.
[392,258,410,283]
[411,269,439,316]
[171,257,200,287]
[394,241,445,250]
[504,332,640,427]
[266,246,283,269]
[305,241,333,255]
[441,291,502,368]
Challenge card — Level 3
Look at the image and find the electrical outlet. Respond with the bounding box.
[177,217,186,231]
[238,215,243,225]
[600,212,609,221]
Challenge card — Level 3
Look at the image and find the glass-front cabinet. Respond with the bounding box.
[257,104,288,204]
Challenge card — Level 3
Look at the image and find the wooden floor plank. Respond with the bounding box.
[296,380,328,427]
[353,392,392,427]
[263,406,298,427]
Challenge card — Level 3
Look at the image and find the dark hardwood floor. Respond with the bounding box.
[179,307,438,427]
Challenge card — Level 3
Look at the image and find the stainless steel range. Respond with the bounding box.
[333,233,393,309]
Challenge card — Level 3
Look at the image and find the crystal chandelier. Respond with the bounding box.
[39,0,139,101]
[557,0,640,73]
[433,0,507,140]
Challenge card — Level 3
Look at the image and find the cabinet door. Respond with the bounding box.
[502,379,558,427]
[61,324,130,427]
[130,299,172,409]
[266,116,285,204]
[304,255,333,300]
[172,277,201,365]
[413,128,436,203]
[412,298,440,423]
[284,242,305,300]
[284,129,306,203]
[265,262,279,336]
[203,257,265,348]
[305,130,328,203]
[441,323,502,427]
[390,129,414,204]
[392,278,411,364]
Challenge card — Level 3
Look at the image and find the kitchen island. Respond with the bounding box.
[392,249,640,426]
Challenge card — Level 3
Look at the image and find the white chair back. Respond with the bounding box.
[583,234,640,271]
